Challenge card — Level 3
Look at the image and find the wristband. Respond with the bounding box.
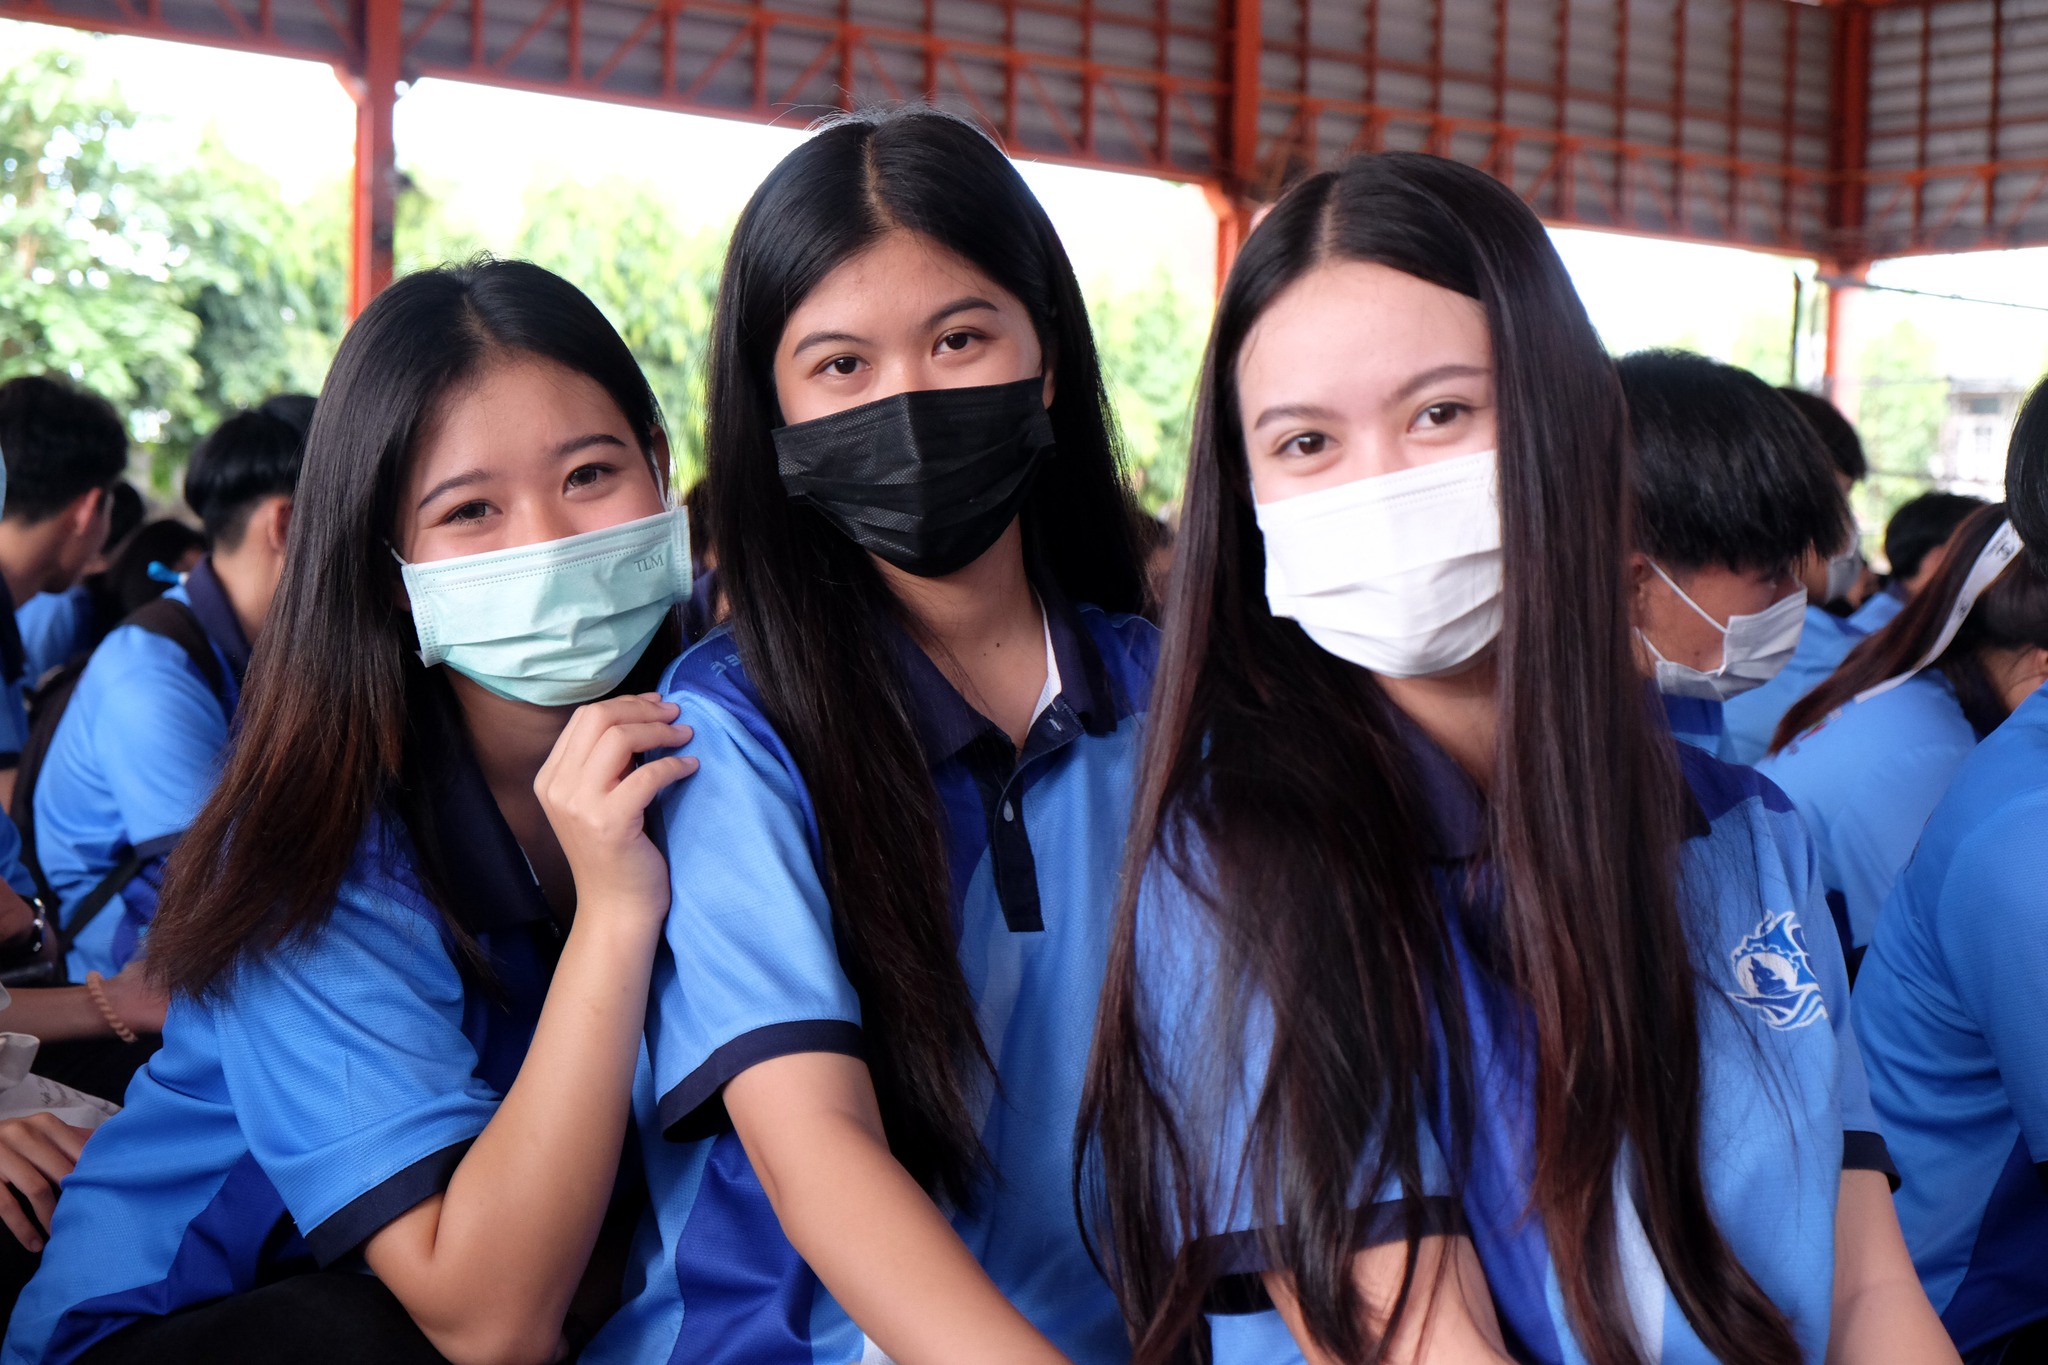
[85,971,138,1044]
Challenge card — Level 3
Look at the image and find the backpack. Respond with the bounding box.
[7,596,230,977]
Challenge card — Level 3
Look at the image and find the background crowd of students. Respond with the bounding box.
[0,103,2028,1365]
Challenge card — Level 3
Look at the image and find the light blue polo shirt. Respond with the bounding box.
[1135,726,1890,1365]
[1721,604,1866,765]
[34,561,247,981]
[15,585,92,687]
[0,579,32,773]
[1855,683,2048,1359]
[1849,583,1907,634]
[3,712,566,1365]
[1759,670,1979,953]
[585,595,1156,1365]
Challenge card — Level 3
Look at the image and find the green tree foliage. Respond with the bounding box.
[1087,265,1208,514]
[0,41,346,490]
[1854,320,1949,557]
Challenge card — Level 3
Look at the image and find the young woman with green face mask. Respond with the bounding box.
[5,260,700,1365]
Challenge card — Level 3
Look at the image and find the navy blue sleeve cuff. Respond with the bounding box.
[658,1019,865,1143]
[1200,1195,1465,1315]
[1844,1130,1900,1191]
[0,752,20,773]
[302,1138,475,1266]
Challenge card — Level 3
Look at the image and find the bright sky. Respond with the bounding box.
[8,16,2048,394]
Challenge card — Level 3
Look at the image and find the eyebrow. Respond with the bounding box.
[414,432,629,511]
[787,296,1002,359]
[1249,363,1490,432]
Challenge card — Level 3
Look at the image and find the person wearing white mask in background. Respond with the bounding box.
[1719,388,1875,764]
[1617,350,1853,758]
[1081,152,1948,1365]
[6,260,701,1365]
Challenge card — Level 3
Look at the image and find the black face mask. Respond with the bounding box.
[773,376,1056,578]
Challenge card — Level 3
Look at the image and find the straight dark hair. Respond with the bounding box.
[148,259,672,997]
[1079,153,1799,1365]
[1617,349,1849,573]
[1778,387,1867,484]
[1774,502,2048,750]
[2005,375,2048,574]
[706,106,1144,1203]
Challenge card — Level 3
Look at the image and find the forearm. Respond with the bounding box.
[1827,1280,1960,1365]
[751,1107,1069,1365]
[367,908,659,1363]
[1,986,120,1042]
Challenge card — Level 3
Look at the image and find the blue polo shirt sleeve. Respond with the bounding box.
[1928,797,2048,1173]
[648,689,864,1140]
[1131,848,1451,1261]
[0,811,29,900]
[211,858,504,1265]
[83,625,231,851]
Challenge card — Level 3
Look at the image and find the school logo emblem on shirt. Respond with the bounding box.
[1727,910,1828,1031]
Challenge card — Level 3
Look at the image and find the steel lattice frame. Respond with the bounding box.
[0,0,2033,307]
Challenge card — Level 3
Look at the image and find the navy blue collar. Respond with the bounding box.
[182,556,253,684]
[0,574,24,686]
[889,580,1120,768]
[414,698,555,934]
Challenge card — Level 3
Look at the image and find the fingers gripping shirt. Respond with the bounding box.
[588,598,1158,1365]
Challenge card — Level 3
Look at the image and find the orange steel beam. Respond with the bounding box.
[347,0,401,315]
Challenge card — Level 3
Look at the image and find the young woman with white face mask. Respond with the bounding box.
[5,261,699,1365]
[1079,152,1956,1365]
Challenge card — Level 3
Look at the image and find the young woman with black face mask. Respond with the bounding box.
[5,261,699,1365]
[1078,152,1955,1365]
[579,107,1152,1365]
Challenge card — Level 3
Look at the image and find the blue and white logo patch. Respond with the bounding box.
[1727,910,1828,1031]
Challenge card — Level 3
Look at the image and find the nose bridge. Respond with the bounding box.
[517,483,582,548]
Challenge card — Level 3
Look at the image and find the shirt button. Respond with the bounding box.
[1001,800,1015,822]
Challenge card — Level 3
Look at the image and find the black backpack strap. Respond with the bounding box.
[125,597,231,716]
[54,830,182,959]
[10,659,90,909]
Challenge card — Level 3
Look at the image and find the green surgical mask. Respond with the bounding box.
[399,508,691,707]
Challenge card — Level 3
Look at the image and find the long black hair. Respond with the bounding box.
[1079,152,1800,1365]
[705,106,1144,1205]
[150,259,672,997]
[1773,502,2048,749]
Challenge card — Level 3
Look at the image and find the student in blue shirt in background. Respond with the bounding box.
[1760,503,2048,963]
[1080,152,1951,1365]
[1852,491,1986,635]
[584,108,1153,1365]
[15,483,142,688]
[1615,349,1849,757]
[0,380,126,811]
[5,259,701,1365]
[1721,389,1874,763]
[29,399,311,998]
[1858,378,2048,1364]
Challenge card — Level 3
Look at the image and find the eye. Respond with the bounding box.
[1282,432,1329,457]
[443,499,490,525]
[822,356,860,377]
[937,331,974,353]
[1416,402,1468,430]
[565,462,610,492]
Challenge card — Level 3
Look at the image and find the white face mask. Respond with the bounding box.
[1824,544,1865,606]
[1639,561,1805,701]
[1254,449,1502,679]
[399,508,692,708]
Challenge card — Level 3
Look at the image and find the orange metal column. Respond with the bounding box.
[348,0,402,317]
[1210,0,1262,291]
[1822,3,1873,413]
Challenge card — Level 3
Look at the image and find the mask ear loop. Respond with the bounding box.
[1648,560,1733,636]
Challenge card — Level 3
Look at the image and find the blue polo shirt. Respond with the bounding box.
[16,585,92,686]
[34,560,248,981]
[1855,683,2048,1359]
[0,578,31,773]
[2,708,565,1365]
[1721,605,1866,765]
[1660,692,1725,754]
[1849,583,1907,635]
[1758,670,1979,953]
[584,595,1156,1365]
[1137,724,1891,1365]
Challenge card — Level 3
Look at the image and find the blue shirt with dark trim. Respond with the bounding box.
[15,584,92,687]
[34,560,250,980]
[1758,669,1979,952]
[2,711,565,1365]
[1855,683,2048,1359]
[0,575,33,776]
[584,596,1156,1365]
[1660,692,1726,755]
[1721,604,1867,765]
[1137,723,1892,1364]
[1849,582,1908,635]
